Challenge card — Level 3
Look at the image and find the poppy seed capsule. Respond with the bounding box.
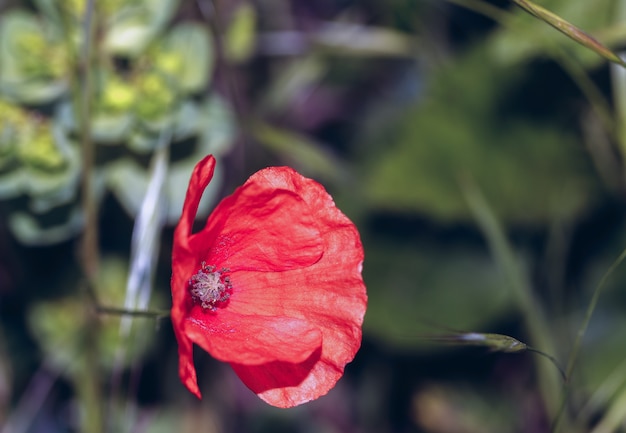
[189,262,232,311]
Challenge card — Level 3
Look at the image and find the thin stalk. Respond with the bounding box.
[611,58,626,158]
[553,48,616,143]
[76,2,103,433]
[525,347,567,382]
[79,1,98,282]
[420,330,566,381]
[611,0,626,162]
[461,177,564,420]
[510,0,626,67]
[96,306,171,320]
[447,0,615,143]
[553,253,626,433]
[443,0,509,23]
[565,248,626,379]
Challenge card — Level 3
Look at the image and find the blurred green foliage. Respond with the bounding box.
[0,0,234,245]
[3,0,626,432]
[27,255,161,374]
[490,0,615,67]
[363,238,515,348]
[361,47,599,225]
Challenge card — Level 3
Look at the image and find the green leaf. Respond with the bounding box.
[0,114,81,202]
[253,121,344,183]
[0,10,69,103]
[57,71,137,144]
[194,94,237,156]
[363,238,514,350]
[0,100,26,171]
[107,156,223,225]
[8,207,83,246]
[157,23,214,93]
[360,48,600,225]
[27,255,161,372]
[133,71,179,129]
[0,116,83,245]
[108,95,235,223]
[225,2,257,62]
[103,0,180,56]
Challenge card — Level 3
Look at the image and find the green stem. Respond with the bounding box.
[442,0,509,23]
[552,247,626,433]
[76,2,103,433]
[611,0,626,161]
[510,0,626,67]
[554,48,615,141]
[79,1,98,282]
[96,306,170,320]
[461,176,564,420]
[448,0,616,144]
[565,248,626,380]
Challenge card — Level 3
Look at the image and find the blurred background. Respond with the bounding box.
[1,0,626,432]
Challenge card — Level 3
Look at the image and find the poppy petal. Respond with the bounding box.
[184,310,322,364]
[176,332,201,398]
[190,185,324,273]
[175,154,216,251]
[172,156,366,407]
[230,346,343,408]
[171,154,217,399]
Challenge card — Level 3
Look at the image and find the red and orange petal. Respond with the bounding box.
[171,154,367,408]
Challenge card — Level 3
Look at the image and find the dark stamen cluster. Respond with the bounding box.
[189,262,231,311]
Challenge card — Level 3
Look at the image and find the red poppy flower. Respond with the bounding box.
[171,154,367,408]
